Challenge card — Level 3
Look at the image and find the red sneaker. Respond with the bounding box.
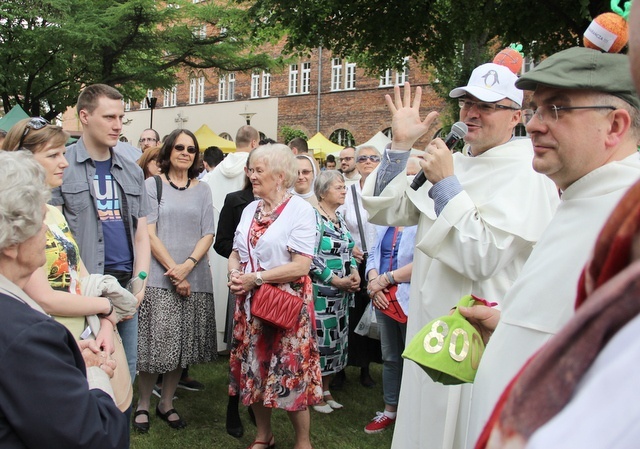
[364,412,396,434]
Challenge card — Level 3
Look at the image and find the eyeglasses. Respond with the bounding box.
[458,99,519,113]
[523,105,617,124]
[339,156,354,162]
[19,117,49,149]
[356,155,381,163]
[174,144,197,154]
[139,137,157,144]
[298,169,313,176]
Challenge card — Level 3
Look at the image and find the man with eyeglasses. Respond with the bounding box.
[51,84,151,388]
[138,128,160,151]
[360,62,560,449]
[339,146,361,186]
[462,47,640,448]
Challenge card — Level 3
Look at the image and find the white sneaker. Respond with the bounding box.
[312,403,334,414]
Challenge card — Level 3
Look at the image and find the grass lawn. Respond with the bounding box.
[131,357,394,449]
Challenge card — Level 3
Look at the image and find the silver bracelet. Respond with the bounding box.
[385,271,396,285]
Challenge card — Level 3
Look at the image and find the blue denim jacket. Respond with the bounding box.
[50,138,151,274]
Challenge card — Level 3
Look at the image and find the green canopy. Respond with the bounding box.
[0,105,29,132]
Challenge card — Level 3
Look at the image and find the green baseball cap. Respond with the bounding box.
[515,47,640,110]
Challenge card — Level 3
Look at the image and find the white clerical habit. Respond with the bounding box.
[203,151,250,351]
[467,153,640,448]
[361,138,560,449]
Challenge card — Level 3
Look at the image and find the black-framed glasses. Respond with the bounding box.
[174,144,197,154]
[356,155,381,163]
[298,169,313,176]
[19,117,49,149]
[523,105,617,124]
[458,99,519,113]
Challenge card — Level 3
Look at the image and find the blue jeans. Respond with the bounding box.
[375,308,407,406]
[117,313,138,383]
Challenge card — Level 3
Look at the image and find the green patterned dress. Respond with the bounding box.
[310,209,357,374]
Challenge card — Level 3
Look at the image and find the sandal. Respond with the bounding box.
[132,409,150,433]
[156,405,187,429]
[323,390,343,410]
[247,435,275,449]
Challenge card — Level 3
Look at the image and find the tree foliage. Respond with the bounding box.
[240,0,613,122]
[0,0,278,119]
[280,125,307,142]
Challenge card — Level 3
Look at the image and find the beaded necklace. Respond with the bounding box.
[166,173,191,191]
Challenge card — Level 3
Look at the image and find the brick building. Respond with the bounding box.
[63,44,445,154]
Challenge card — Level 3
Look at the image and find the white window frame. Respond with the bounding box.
[251,73,260,99]
[218,73,235,101]
[301,62,311,94]
[189,78,196,104]
[262,71,271,97]
[331,58,342,91]
[380,69,393,87]
[228,73,235,100]
[345,62,356,90]
[289,64,299,95]
[197,76,205,103]
[395,57,409,85]
[124,99,131,112]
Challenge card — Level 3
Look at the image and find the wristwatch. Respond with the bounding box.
[255,272,264,286]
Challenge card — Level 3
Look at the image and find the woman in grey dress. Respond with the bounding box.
[134,129,216,432]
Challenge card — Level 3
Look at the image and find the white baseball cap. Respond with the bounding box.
[449,63,523,107]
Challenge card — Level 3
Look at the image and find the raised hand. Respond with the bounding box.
[385,82,439,150]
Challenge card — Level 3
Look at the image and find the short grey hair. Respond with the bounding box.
[355,145,381,159]
[250,143,298,189]
[0,151,49,250]
[314,170,345,201]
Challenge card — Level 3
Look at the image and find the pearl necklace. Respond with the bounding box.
[166,173,191,191]
[318,203,339,225]
[257,193,291,221]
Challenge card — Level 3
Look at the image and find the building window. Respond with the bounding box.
[345,62,356,90]
[189,77,196,104]
[380,69,393,87]
[163,86,177,107]
[330,128,355,147]
[289,64,299,95]
[251,73,260,99]
[331,58,342,91]
[219,73,235,101]
[396,57,409,85]
[124,99,131,112]
[140,89,153,110]
[382,127,393,139]
[193,24,206,39]
[380,58,410,87]
[220,132,233,141]
[262,71,271,97]
[301,62,311,94]
[522,56,536,74]
[197,76,205,103]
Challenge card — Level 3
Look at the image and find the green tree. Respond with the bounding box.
[240,0,612,124]
[280,125,307,143]
[0,0,278,119]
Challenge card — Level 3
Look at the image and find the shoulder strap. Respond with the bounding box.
[351,184,368,255]
[153,175,162,205]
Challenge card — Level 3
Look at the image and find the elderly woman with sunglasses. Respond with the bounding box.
[134,129,216,432]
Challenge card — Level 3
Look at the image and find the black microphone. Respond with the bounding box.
[410,122,468,191]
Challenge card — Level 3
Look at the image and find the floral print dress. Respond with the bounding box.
[229,199,323,411]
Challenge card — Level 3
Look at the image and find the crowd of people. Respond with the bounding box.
[3,7,640,448]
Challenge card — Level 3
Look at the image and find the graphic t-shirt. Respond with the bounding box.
[44,205,86,338]
[94,159,132,272]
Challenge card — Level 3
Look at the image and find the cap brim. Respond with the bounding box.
[449,86,507,102]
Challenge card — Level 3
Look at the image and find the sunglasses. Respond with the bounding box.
[356,155,381,163]
[174,144,197,154]
[298,169,313,176]
[19,117,50,149]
